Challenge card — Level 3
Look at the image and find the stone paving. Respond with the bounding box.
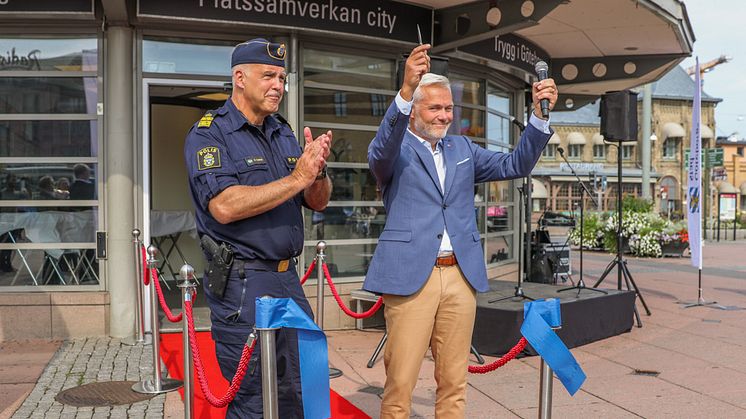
[3,240,746,418]
[10,338,164,419]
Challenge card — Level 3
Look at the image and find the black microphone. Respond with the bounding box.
[534,60,550,119]
[557,146,565,157]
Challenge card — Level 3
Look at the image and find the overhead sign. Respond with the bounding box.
[685,147,723,168]
[137,0,432,44]
[458,33,549,75]
[0,0,93,14]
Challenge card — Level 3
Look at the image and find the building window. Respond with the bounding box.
[622,145,634,160]
[370,94,387,117]
[663,138,679,159]
[738,146,744,157]
[543,144,557,159]
[484,82,515,267]
[593,144,606,159]
[302,48,397,279]
[0,37,101,289]
[333,92,348,117]
[568,144,583,159]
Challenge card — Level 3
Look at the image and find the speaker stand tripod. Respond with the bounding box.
[555,148,607,297]
[489,181,534,304]
[592,145,651,327]
[365,331,485,368]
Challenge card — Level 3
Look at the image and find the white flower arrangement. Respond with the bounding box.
[629,232,662,257]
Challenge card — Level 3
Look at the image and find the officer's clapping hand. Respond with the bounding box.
[292,127,332,187]
[400,44,431,101]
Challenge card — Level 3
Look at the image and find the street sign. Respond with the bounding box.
[685,148,724,168]
[711,167,728,181]
[719,193,737,221]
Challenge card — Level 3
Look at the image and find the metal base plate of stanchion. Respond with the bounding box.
[121,334,153,346]
[132,378,183,394]
[329,367,343,379]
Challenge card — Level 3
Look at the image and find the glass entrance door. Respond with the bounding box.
[142,78,229,327]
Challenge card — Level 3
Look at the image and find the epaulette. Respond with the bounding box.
[274,113,294,132]
[197,110,217,129]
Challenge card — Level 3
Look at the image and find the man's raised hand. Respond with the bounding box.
[400,44,431,101]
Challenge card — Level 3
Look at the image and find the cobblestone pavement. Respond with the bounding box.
[11,338,164,419]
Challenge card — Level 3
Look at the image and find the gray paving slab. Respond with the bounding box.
[2,240,746,418]
[327,240,746,418]
[6,338,165,419]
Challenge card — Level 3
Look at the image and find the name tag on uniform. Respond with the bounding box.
[245,156,266,166]
[197,146,221,170]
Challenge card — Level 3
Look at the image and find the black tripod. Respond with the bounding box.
[555,147,607,297]
[592,144,651,327]
[490,182,534,303]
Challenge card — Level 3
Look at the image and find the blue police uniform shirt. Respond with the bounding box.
[184,98,306,261]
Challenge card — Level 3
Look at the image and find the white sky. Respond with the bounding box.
[680,0,746,137]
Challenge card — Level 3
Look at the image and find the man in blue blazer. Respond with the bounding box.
[364,44,558,418]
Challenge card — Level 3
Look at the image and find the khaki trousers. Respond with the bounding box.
[380,265,477,419]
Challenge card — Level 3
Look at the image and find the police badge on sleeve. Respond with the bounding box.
[197,146,221,170]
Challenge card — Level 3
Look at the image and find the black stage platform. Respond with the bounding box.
[472,280,636,356]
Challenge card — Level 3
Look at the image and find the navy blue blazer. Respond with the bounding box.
[363,100,552,296]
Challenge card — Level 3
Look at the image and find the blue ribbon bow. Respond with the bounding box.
[255,298,330,419]
[521,298,586,395]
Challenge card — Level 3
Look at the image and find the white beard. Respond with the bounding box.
[414,118,451,142]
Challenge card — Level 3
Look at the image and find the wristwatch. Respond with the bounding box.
[316,164,327,180]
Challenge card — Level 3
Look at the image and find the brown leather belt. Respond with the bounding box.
[435,254,457,267]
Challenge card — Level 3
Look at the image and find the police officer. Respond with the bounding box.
[184,38,332,418]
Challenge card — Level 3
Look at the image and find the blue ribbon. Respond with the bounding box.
[255,298,330,419]
[521,299,586,395]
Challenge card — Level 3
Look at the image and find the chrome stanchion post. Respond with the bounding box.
[257,296,280,419]
[179,264,197,419]
[124,229,150,346]
[538,358,553,419]
[538,325,560,419]
[132,245,182,394]
[315,241,326,329]
[315,241,342,379]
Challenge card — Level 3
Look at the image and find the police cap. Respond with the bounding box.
[231,38,286,68]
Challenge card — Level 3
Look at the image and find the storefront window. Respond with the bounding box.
[0,38,97,72]
[142,39,235,76]
[449,106,485,137]
[304,49,395,90]
[302,47,396,279]
[304,88,394,126]
[485,82,515,266]
[0,37,99,289]
[0,121,97,157]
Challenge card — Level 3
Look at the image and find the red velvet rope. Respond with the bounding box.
[322,263,383,319]
[150,267,183,323]
[141,245,150,286]
[300,259,316,285]
[467,337,528,374]
[185,298,255,408]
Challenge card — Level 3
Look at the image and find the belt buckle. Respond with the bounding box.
[277,259,290,272]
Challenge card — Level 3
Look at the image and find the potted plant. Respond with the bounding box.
[660,225,689,257]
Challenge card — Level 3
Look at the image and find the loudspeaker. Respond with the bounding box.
[526,244,554,284]
[599,90,638,142]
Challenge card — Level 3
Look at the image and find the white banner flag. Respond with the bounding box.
[687,58,702,269]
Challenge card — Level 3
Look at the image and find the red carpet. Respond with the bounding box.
[160,331,370,419]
